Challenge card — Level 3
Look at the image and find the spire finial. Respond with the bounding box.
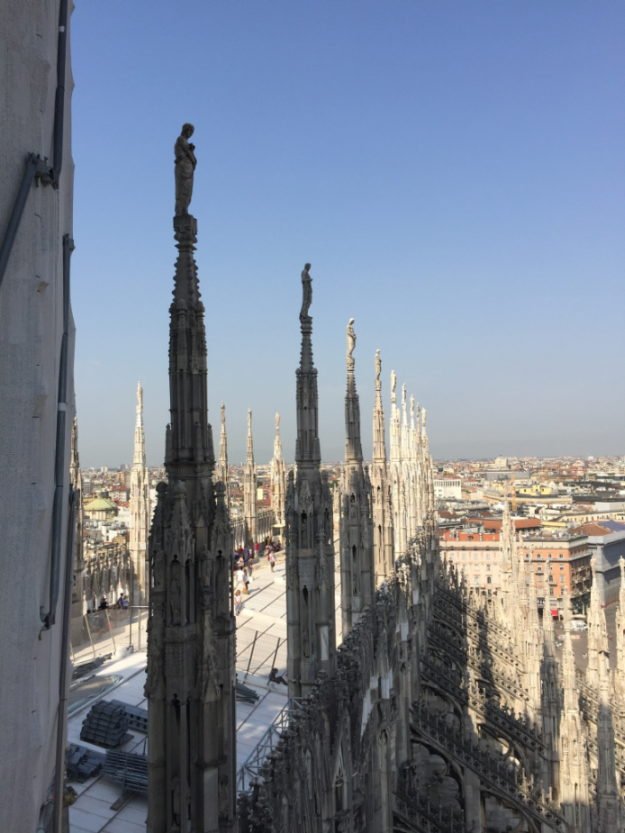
[246,408,254,464]
[295,263,320,465]
[346,317,356,372]
[375,349,382,392]
[344,318,362,462]
[174,123,196,217]
[300,263,312,321]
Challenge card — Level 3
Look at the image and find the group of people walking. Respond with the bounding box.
[232,539,281,615]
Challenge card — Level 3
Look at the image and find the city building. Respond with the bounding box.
[433,475,462,500]
[574,520,625,607]
[518,531,592,613]
[83,495,119,521]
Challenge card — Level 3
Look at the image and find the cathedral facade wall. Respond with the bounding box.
[0,3,75,830]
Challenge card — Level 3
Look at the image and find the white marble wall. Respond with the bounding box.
[0,2,75,830]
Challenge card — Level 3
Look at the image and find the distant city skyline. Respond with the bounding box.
[71,2,625,467]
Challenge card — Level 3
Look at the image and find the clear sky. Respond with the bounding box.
[71,1,625,467]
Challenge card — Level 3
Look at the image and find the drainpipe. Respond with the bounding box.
[0,154,49,290]
[52,485,75,833]
[41,233,74,629]
[52,0,69,184]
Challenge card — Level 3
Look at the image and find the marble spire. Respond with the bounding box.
[560,591,578,713]
[270,412,286,531]
[614,557,625,698]
[129,382,150,601]
[418,405,435,523]
[389,371,405,556]
[541,587,559,796]
[405,394,418,541]
[497,500,513,626]
[525,570,543,723]
[344,318,363,463]
[294,263,320,467]
[147,130,236,833]
[370,349,394,584]
[586,557,608,684]
[215,403,230,508]
[558,590,590,832]
[372,350,386,465]
[398,384,409,550]
[286,264,336,699]
[340,318,374,634]
[243,408,257,549]
[596,646,622,831]
[588,565,614,810]
[400,384,409,464]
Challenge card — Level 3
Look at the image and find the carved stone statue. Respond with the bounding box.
[201,634,221,700]
[170,557,182,625]
[174,123,197,216]
[145,641,165,697]
[391,370,397,402]
[300,263,312,321]
[375,349,381,387]
[346,318,356,367]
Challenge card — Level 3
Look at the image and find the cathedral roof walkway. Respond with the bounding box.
[67,557,293,832]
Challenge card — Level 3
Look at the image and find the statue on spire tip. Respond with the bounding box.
[300,263,312,321]
[346,318,356,369]
[174,123,196,216]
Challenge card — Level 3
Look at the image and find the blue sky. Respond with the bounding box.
[71,2,625,467]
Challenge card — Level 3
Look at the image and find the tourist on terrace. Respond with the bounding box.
[268,667,287,686]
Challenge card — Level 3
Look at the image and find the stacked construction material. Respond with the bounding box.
[71,654,113,682]
[80,701,130,748]
[103,750,148,794]
[66,743,106,782]
[110,700,148,734]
